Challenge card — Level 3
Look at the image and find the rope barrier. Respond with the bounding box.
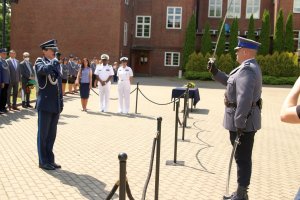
[138,88,185,106]
[105,179,135,200]
[142,135,158,200]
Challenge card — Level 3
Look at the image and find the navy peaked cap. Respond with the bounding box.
[0,48,7,53]
[235,36,261,50]
[40,39,58,51]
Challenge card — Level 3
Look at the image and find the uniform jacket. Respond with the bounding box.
[0,62,2,95]
[34,57,63,114]
[6,58,21,83]
[67,61,78,76]
[0,58,10,84]
[20,60,34,85]
[213,58,262,132]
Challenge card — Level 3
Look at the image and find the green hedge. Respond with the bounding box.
[257,52,300,77]
[185,71,212,80]
[262,76,298,85]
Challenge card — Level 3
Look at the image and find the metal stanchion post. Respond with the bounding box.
[155,117,162,200]
[135,82,139,114]
[180,88,190,142]
[118,153,127,200]
[166,101,184,166]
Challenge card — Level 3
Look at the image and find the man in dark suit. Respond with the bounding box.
[6,50,21,110]
[34,39,63,170]
[208,37,262,200]
[0,48,10,114]
[20,52,34,108]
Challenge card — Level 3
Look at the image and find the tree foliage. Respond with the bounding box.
[228,18,238,60]
[200,22,212,55]
[258,10,271,55]
[247,14,255,40]
[182,14,196,70]
[0,2,12,48]
[273,9,284,53]
[285,12,294,52]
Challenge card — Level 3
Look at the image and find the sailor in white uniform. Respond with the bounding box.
[94,54,114,112]
[117,57,133,114]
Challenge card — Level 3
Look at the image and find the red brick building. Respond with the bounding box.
[10,0,300,76]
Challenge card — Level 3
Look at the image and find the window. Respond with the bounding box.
[246,0,261,19]
[136,16,151,38]
[227,0,241,18]
[166,7,182,29]
[294,0,300,13]
[165,52,180,67]
[208,0,222,18]
[123,22,128,46]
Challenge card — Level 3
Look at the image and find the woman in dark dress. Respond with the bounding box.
[75,58,92,111]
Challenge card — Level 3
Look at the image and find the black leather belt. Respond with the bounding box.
[225,98,262,109]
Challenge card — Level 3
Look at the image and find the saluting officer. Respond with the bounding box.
[0,48,10,114]
[117,57,133,114]
[34,39,63,170]
[94,54,114,112]
[207,37,262,200]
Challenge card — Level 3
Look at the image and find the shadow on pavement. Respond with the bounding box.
[0,108,36,127]
[86,111,156,120]
[192,108,210,115]
[46,169,117,200]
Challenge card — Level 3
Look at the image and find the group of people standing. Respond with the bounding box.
[61,53,133,113]
[0,48,34,114]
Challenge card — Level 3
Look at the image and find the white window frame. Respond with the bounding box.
[125,0,129,5]
[246,0,261,19]
[166,7,182,29]
[227,0,241,18]
[123,22,128,46]
[294,0,300,13]
[164,52,180,67]
[208,0,222,18]
[135,16,151,38]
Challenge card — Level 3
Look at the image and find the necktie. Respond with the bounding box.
[13,59,17,70]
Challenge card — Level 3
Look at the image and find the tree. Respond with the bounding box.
[258,10,271,55]
[273,9,284,53]
[216,20,226,57]
[182,14,196,70]
[200,22,212,55]
[229,18,239,60]
[285,12,294,52]
[0,2,12,48]
[247,14,255,40]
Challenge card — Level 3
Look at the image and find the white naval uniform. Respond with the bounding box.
[117,66,133,113]
[94,64,114,112]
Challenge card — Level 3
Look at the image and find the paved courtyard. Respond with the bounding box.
[0,77,299,200]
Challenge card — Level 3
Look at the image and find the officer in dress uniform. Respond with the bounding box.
[34,39,63,170]
[0,48,10,114]
[94,54,114,112]
[207,37,262,200]
[117,57,133,114]
[19,52,34,108]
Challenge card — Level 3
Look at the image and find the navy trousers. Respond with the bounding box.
[230,131,256,187]
[37,110,60,165]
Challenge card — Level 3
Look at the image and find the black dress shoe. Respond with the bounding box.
[26,104,33,108]
[39,163,56,170]
[50,163,61,169]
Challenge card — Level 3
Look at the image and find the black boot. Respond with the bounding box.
[231,186,248,200]
[22,101,27,108]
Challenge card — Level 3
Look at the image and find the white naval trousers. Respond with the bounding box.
[98,81,111,112]
[118,80,131,113]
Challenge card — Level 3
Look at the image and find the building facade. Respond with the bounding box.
[10,0,300,76]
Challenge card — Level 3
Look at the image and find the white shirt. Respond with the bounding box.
[117,66,133,81]
[94,64,114,81]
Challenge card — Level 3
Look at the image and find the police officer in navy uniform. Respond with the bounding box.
[208,37,262,200]
[34,39,63,170]
[0,48,10,114]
